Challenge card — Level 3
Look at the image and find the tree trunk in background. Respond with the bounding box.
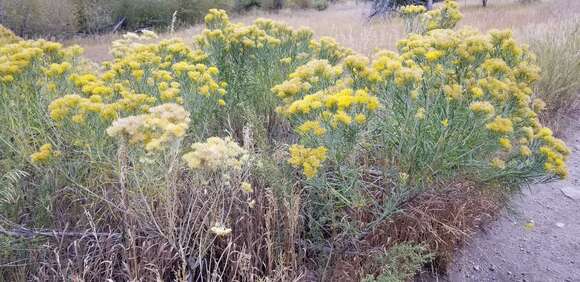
[483,0,488,7]
[274,0,284,9]
[427,0,434,10]
[73,0,88,33]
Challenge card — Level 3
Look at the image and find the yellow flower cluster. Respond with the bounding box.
[309,37,353,63]
[535,128,570,178]
[444,83,462,100]
[296,120,326,137]
[204,9,230,29]
[498,137,512,151]
[401,5,427,16]
[182,137,248,171]
[394,24,565,176]
[367,13,568,178]
[272,59,342,99]
[273,52,381,172]
[486,116,513,134]
[0,39,82,83]
[289,59,343,84]
[0,25,21,46]
[343,54,380,82]
[519,145,532,157]
[400,0,462,33]
[108,37,224,102]
[371,51,423,87]
[280,87,379,129]
[30,144,56,164]
[241,181,253,193]
[44,62,72,77]
[49,91,156,123]
[198,10,314,54]
[106,103,190,151]
[532,98,546,112]
[469,101,495,116]
[271,78,313,99]
[424,0,463,31]
[47,33,226,128]
[288,145,328,178]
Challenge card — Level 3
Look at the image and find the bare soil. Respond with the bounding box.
[444,117,580,282]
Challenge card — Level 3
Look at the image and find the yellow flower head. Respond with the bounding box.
[296,120,326,137]
[520,145,532,157]
[288,145,327,179]
[498,137,512,151]
[354,113,367,124]
[401,5,427,16]
[486,116,513,134]
[30,143,54,164]
[241,181,253,193]
[469,101,495,116]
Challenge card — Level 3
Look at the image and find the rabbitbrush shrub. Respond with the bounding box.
[0,2,570,280]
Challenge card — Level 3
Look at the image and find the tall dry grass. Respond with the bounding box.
[70,0,580,63]
[70,2,406,62]
[521,19,580,133]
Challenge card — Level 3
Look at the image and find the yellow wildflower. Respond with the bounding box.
[241,182,253,193]
[469,101,495,116]
[486,116,513,134]
[520,145,532,157]
[354,113,367,124]
[297,120,326,137]
[498,137,512,151]
[288,145,327,179]
[30,144,54,164]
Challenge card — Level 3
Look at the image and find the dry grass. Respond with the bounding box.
[521,18,580,134]
[320,181,504,280]
[67,0,579,62]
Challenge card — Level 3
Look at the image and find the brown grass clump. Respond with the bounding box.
[370,182,502,267]
[326,181,504,280]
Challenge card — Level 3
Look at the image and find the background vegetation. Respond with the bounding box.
[0,0,332,38]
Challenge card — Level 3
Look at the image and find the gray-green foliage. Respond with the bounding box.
[362,244,433,282]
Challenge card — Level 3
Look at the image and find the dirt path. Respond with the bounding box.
[445,120,580,282]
